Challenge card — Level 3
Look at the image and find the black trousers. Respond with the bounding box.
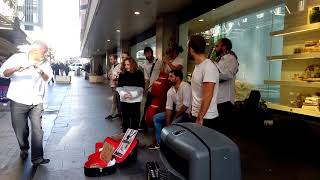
[217,101,234,122]
[192,116,220,130]
[140,92,152,128]
[121,102,141,132]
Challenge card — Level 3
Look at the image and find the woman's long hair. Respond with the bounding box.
[121,56,138,73]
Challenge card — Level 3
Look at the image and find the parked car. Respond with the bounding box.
[69,63,83,71]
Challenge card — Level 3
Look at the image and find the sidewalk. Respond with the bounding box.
[31,75,158,180]
[0,74,159,180]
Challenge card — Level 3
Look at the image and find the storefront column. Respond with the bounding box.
[120,40,130,55]
[179,22,189,78]
[91,55,104,75]
[156,14,178,62]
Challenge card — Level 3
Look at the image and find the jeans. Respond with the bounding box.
[153,112,192,144]
[10,101,44,162]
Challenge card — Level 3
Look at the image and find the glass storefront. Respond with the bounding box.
[183,4,285,101]
[183,1,320,118]
[130,36,156,69]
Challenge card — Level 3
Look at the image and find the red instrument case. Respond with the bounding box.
[84,129,138,177]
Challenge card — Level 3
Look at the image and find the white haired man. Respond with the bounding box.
[0,41,52,165]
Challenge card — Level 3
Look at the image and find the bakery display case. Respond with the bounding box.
[265,0,320,118]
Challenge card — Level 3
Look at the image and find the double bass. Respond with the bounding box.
[144,55,173,127]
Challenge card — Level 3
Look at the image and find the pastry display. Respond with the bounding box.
[288,92,306,108]
[235,80,254,101]
[293,40,320,54]
[292,64,320,81]
[302,95,320,112]
[309,6,320,24]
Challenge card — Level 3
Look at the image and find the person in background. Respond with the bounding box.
[50,63,55,83]
[97,64,103,76]
[121,51,130,62]
[53,63,59,78]
[106,54,121,120]
[64,63,70,76]
[117,57,145,132]
[0,41,52,165]
[59,62,65,75]
[214,38,239,125]
[148,70,192,149]
[163,43,184,73]
[188,35,220,129]
[140,47,162,131]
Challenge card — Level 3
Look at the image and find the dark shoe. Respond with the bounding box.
[32,158,50,166]
[20,150,28,160]
[105,115,113,120]
[113,114,120,118]
[147,143,160,150]
[138,126,148,132]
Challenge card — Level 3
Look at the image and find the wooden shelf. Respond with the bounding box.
[264,80,320,88]
[270,22,320,36]
[267,53,320,61]
[266,102,320,118]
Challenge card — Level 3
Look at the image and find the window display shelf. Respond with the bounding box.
[266,102,320,118]
[264,80,320,88]
[270,22,320,36]
[267,53,320,61]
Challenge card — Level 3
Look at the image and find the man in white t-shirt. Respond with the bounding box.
[188,35,220,129]
[148,70,192,149]
[163,44,184,73]
[215,38,239,124]
[140,47,162,130]
[0,41,52,165]
[106,54,121,120]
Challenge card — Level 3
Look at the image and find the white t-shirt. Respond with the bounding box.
[166,81,191,114]
[191,59,219,119]
[143,58,162,92]
[215,54,239,104]
[165,56,184,73]
[0,53,53,105]
[108,63,121,87]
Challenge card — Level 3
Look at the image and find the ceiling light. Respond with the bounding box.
[134,11,140,15]
[198,19,204,22]
[116,29,120,32]
[242,18,247,23]
[107,39,110,42]
[256,13,264,19]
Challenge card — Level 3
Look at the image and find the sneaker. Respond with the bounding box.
[32,158,50,166]
[148,143,160,150]
[20,150,28,160]
[105,115,113,120]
